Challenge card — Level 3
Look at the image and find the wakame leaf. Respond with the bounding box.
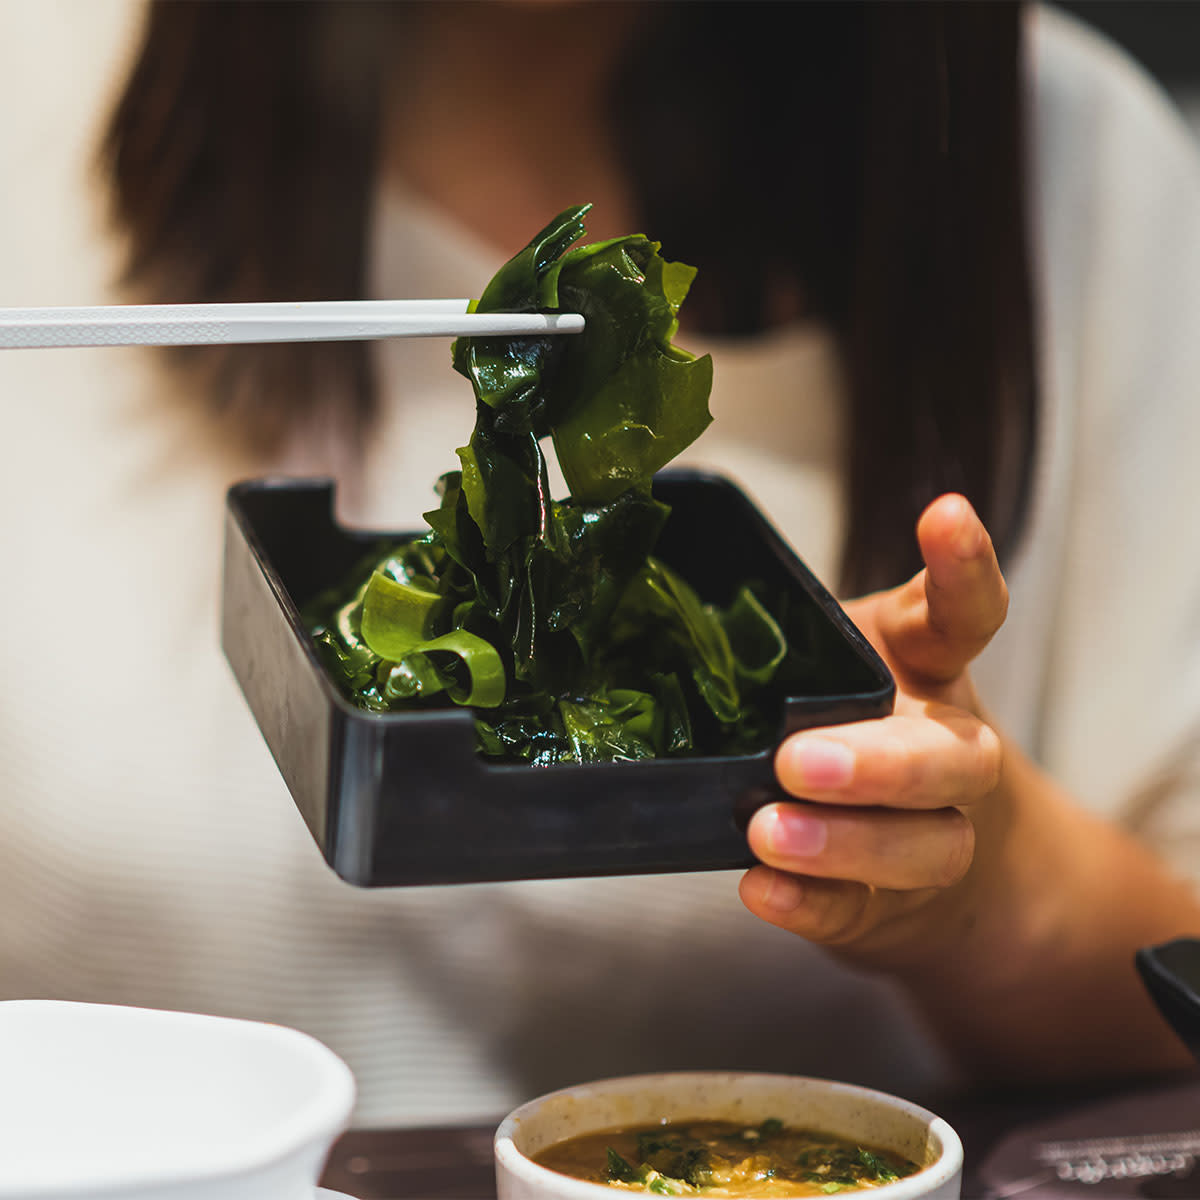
[545,236,714,501]
[380,630,507,709]
[720,586,789,685]
[360,570,447,660]
[311,624,376,694]
[477,203,591,312]
[450,204,592,435]
[380,652,453,704]
[607,1148,639,1183]
[551,347,714,504]
[456,427,549,559]
[651,672,694,755]
[541,490,670,657]
[855,1148,901,1183]
[423,471,487,580]
[611,558,743,725]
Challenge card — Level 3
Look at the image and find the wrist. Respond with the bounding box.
[883,739,1199,1080]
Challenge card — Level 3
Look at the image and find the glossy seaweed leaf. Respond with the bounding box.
[606,1148,639,1184]
[450,205,589,436]
[307,206,803,764]
[360,571,447,659]
[452,204,713,502]
[545,235,714,503]
[376,631,507,709]
[540,489,670,659]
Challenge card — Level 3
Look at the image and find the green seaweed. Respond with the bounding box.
[307,205,800,764]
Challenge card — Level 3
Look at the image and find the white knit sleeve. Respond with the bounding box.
[1020,6,1200,878]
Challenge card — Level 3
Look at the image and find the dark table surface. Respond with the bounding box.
[319,1071,1200,1200]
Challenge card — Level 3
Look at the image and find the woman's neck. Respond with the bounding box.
[382,1,649,252]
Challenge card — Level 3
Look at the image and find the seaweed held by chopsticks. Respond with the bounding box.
[307,204,797,765]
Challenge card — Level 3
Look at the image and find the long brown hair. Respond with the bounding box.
[101,1,1037,595]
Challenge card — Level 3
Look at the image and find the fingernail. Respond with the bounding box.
[762,871,805,913]
[766,808,828,858]
[952,511,983,559]
[786,737,855,789]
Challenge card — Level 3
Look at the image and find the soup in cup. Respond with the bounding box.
[495,1072,962,1200]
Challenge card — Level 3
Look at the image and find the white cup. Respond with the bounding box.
[0,999,356,1200]
[496,1071,963,1200]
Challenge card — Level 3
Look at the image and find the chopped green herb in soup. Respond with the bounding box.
[532,1118,920,1197]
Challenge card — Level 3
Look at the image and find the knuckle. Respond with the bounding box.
[936,810,976,888]
[872,727,923,801]
[975,721,1004,794]
[803,881,875,945]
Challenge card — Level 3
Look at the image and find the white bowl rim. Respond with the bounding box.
[0,999,357,1197]
[495,1070,964,1200]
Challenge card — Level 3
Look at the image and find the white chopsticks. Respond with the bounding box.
[0,299,585,349]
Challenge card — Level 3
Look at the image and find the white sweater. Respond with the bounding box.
[0,3,1197,1127]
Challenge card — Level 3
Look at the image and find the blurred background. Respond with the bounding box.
[1061,1,1200,133]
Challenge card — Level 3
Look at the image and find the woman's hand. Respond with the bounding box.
[741,493,1200,1079]
[739,493,1009,968]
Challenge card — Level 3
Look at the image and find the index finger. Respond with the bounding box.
[774,705,1002,810]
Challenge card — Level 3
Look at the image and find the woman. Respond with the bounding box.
[0,0,1197,1125]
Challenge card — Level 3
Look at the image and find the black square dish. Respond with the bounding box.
[221,471,895,886]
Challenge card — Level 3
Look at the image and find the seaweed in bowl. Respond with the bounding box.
[307,204,825,766]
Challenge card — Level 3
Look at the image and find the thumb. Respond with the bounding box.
[877,494,1009,685]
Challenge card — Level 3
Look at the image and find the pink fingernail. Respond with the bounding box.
[952,511,983,559]
[767,808,828,858]
[788,737,855,789]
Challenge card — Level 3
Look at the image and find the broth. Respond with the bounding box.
[532,1118,920,1197]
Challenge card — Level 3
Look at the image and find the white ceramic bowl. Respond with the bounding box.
[0,999,356,1200]
[495,1071,962,1200]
